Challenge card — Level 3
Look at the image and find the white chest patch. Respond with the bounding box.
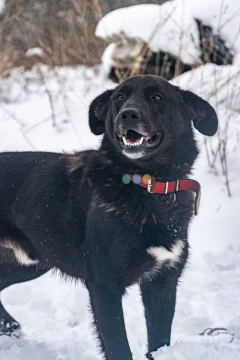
[1,240,39,266]
[147,240,184,264]
[144,240,185,279]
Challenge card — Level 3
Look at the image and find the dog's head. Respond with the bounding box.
[89,75,218,167]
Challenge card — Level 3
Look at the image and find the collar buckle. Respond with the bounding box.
[147,179,154,193]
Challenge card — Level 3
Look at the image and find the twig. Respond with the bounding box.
[37,65,57,127]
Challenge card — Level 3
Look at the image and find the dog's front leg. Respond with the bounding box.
[87,283,132,360]
[140,276,178,358]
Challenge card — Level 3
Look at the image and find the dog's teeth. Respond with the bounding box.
[122,137,128,146]
[122,136,144,147]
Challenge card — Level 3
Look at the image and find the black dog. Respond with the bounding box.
[0,75,218,359]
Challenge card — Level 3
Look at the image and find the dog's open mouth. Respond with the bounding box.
[119,130,163,149]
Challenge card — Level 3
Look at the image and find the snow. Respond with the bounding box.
[0,63,240,359]
[101,43,116,76]
[96,0,240,65]
[0,0,5,14]
[25,48,45,58]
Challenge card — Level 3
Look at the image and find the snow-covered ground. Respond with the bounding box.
[0,64,240,360]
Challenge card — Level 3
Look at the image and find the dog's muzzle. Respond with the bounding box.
[115,108,163,149]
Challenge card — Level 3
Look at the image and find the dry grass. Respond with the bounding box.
[0,0,167,76]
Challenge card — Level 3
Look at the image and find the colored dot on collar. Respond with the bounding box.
[132,174,141,184]
[142,174,151,184]
[122,174,131,184]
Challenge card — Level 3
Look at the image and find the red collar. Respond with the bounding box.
[136,178,201,215]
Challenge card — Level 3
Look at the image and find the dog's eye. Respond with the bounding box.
[151,94,163,101]
[115,94,126,102]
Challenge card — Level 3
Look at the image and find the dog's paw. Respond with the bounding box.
[0,319,21,337]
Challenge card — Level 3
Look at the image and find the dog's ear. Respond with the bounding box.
[89,89,114,135]
[180,89,218,136]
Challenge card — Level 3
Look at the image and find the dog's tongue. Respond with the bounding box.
[125,130,142,144]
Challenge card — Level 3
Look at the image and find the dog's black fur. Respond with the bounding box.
[0,75,218,359]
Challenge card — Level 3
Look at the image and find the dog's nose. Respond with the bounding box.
[120,108,140,121]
